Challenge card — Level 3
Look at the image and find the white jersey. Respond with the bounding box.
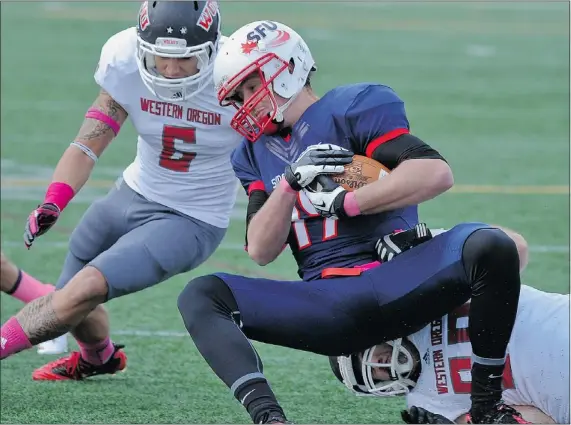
[407,285,570,423]
[94,28,243,228]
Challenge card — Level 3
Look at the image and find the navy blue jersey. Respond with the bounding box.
[232,83,419,280]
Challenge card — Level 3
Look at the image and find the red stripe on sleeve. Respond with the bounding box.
[247,180,266,196]
[365,128,410,158]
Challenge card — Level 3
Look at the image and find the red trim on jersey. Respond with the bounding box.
[365,128,410,158]
[247,180,266,196]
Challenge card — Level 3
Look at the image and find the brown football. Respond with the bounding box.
[332,154,391,191]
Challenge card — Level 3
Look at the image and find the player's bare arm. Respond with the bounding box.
[352,131,454,215]
[22,89,129,249]
[354,155,453,215]
[246,182,297,265]
[51,89,128,192]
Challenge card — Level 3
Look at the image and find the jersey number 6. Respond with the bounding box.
[159,124,196,172]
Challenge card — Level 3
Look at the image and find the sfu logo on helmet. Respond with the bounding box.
[197,0,219,32]
[241,21,291,54]
[138,1,150,31]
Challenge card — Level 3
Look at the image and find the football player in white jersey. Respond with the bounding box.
[0,1,243,380]
[330,226,569,424]
[1,251,68,355]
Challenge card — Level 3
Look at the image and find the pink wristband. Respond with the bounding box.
[85,108,121,135]
[44,182,75,211]
[280,178,297,194]
[343,192,361,217]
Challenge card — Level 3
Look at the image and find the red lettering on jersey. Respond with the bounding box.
[432,349,449,394]
[430,318,443,346]
[197,0,218,31]
[186,107,221,125]
[140,98,183,119]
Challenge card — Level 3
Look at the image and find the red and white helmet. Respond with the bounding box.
[213,20,316,141]
[329,338,421,397]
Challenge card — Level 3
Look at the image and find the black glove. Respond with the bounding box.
[401,406,454,424]
[284,144,353,191]
[375,223,433,262]
[23,203,60,249]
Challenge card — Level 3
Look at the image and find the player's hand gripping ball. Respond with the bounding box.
[332,155,391,191]
[304,155,391,219]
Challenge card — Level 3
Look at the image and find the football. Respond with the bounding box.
[332,155,391,191]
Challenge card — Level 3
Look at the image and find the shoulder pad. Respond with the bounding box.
[344,83,404,117]
[94,27,138,102]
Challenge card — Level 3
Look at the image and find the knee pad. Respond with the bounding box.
[462,228,520,283]
[177,275,237,332]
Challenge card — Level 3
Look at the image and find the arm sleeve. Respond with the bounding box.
[231,145,268,248]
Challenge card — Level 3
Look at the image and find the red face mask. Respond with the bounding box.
[217,52,288,142]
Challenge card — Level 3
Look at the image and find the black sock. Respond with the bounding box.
[235,379,284,424]
[470,361,505,413]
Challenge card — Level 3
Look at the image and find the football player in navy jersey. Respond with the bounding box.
[177,21,526,425]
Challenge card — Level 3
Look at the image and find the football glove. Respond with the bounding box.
[284,144,353,191]
[401,406,454,424]
[375,223,433,262]
[23,203,60,249]
[303,175,349,219]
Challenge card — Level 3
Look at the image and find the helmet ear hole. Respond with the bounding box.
[287,58,295,75]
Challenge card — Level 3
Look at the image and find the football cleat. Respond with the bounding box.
[467,402,530,424]
[37,333,69,355]
[259,411,293,424]
[32,343,126,381]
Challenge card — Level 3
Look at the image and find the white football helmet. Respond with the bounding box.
[330,338,421,397]
[135,1,221,101]
[213,20,316,141]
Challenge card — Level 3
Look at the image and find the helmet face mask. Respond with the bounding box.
[218,52,289,141]
[136,1,221,101]
[331,339,421,397]
[213,20,316,141]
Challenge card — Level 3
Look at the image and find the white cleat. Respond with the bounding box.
[37,333,69,355]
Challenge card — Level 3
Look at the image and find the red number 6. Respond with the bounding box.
[159,124,197,172]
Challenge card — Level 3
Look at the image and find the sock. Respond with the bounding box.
[470,358,506,414]
[77,336,115,365]
[9,270,55,304]
[235,379,285,424]
[0,317,33,359]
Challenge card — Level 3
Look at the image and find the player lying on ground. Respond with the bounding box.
[330,227,569,424]
[1,251,67,355]
[177,20,526,424]
[0,1,244,381]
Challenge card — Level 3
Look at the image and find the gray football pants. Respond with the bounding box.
[56,179,226,300]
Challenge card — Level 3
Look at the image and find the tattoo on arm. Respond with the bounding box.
[75,89,128,154]
[16,293,72,345]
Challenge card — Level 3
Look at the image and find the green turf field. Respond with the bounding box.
[1,2,569,423]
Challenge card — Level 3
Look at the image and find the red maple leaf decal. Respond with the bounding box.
[241,40,258,54]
